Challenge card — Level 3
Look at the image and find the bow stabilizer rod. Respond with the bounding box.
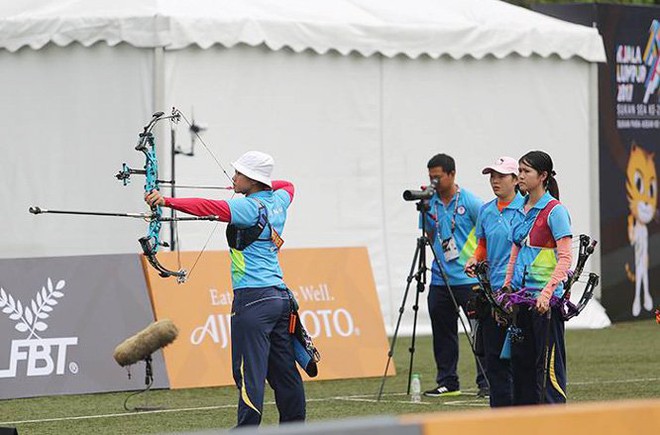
[29,206,220,222]
[29,207,151,219]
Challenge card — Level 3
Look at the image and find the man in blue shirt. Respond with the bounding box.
[420,153,488,397]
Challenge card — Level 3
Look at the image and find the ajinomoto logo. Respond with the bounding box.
[189,284,361,349]
[0,278,78,378]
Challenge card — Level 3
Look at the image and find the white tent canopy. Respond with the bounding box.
[1,0,605,60]
[1,0,611,333]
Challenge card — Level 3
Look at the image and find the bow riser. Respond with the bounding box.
[474,262,514,324]
[134,113,190,283]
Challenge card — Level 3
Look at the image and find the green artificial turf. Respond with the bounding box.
[1,320,658,434]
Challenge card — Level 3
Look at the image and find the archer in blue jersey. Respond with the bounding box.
[503,151,572,406]
[465,156,522,407]
[146,151,305,427]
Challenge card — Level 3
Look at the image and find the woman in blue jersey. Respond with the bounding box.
[145,151,305,427]
[465,156,524,407]
[502,150,572,405]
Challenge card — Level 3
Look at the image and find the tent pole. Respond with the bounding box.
[152,46,176,251]
[588,59,601,299]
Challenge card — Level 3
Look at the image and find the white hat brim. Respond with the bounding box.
[231,161,272,187]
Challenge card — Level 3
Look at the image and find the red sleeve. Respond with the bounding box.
[163,197,231,222]
[271,180,295,202]
[474,238,487,262]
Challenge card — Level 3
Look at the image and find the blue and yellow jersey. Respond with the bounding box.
[510,191,572,296]
[475,192,525,290]
[420,187,482,286]
[227,189,292,289]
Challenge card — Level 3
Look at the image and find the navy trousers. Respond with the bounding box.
[428,285,488,391]
[481,314,513,407]
[511,306,567,405]
[231,286,306,427]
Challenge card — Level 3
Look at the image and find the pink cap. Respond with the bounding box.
[482,156,518,175]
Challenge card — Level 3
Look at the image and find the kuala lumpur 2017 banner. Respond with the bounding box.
[535,4,659,322]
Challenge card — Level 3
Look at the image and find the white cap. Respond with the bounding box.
[231,151,274,187]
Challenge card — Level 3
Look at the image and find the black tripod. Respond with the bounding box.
[377,200,431,401]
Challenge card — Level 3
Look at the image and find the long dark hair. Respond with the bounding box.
[519,150,559,200]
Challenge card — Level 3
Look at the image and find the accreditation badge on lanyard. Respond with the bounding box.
[437,188,461,262]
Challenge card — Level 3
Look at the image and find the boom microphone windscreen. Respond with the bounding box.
[113,319,178,367]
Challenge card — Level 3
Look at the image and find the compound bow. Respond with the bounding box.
[30,108,233,283]
[475,234,600,322]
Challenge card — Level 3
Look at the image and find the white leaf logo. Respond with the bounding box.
[0,278,66,339]
[24,307,34,325]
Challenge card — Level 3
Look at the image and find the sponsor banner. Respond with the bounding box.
[0,255,168,400]
[597,5,660,322]
[536,4,660,322]
[143,247,394,389]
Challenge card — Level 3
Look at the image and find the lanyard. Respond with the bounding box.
[434,186,461,239]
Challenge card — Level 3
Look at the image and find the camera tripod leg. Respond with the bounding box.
[406,237,427,395]
[377,236,428,401]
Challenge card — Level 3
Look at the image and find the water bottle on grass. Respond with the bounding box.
[411,373,421,403]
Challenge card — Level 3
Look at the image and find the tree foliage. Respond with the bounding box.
[506,0,660,8]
